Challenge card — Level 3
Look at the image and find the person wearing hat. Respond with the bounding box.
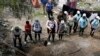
[32,20,42,42]
[73,11,81,33]
[78,13,88,36]
[12,26,22,48]
[63,11,69,22]
[46,16,57,42]
[58,20,65,40]
[90,16,100,36]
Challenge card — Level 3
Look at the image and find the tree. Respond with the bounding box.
[0,0,33,19]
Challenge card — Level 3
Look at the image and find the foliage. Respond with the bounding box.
[0,0,33,19]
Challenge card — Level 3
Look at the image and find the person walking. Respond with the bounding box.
[46,16,57,42]
[32,20,42,42]
[12,26,22,48]
[73,11,81,33]
[90,16,100,36]
[24,21,33,42]
[46,0,54,19]
[78,13,88,36]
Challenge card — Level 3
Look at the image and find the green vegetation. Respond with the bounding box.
[0,0,34,19]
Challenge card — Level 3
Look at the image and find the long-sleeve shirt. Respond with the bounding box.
[46,20,58,32]
[91,19,100,29]
[79,17,88,28]
[25,24,32,32]
[73,14,81,22]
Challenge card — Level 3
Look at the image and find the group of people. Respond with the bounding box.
[12,10,100,48]
[58,11,100,36]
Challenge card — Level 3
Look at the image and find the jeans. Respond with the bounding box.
[90,27,95,36]
[25,32,33,42]
[79,27,85,36]
[47,10,53,19]
[13,35,22,47]
[34,31,41,41]
[58,33,63,40]
[73,22,78,33]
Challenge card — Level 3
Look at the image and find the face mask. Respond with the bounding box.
[83,16,86,19]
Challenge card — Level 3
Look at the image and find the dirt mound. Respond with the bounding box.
[28,44,51,56]
[28,41,86,56]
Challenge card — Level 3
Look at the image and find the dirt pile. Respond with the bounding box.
[28,41,86,56]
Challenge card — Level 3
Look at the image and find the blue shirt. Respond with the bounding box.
[41,0,48,5]
[74,14,81,21]
[79,17,88,28]
[91,19,99,29]
[46,2,53,11]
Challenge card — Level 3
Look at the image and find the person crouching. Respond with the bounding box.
[12,26,22,48]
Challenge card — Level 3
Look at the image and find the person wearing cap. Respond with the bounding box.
[46,16,57,42]
[63,11,69,22]
[67,12,74,35]
[32,20,42,42]
[58,20,65,40]
[12,26,22,48]
[90,16,100,36]
[78,13,88,36]
[73,11,81,33]
[24,21,33,42]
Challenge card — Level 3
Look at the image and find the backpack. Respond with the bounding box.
[33,22,42,32]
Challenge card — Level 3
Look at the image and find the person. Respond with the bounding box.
[12,26,22,48]
[46,16,57,42]
[24,21,33,42]
[67,12,74,35]
[78,13,88,36]
[58,20,65,40]
[41,0,48,14]
[63,11,69,22]
[46,0,54,19]
[32,20,42,42]
[73,11,81,33]
[90,16,100,36]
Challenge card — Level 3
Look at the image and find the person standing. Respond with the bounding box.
[67,12,74,35]
[41,0,48,14]
[32,20,42,42]
[73,11,81,33]
[78,13,88,36]
[46,16,57,42]
[58,20,65,40]
[24,21,33,42]
[13,26,22,48]
[46,0,54,19]
[90,16,100,36]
